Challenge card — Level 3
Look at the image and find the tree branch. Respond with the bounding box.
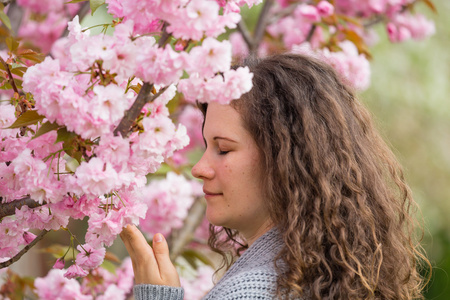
[250,0,274,55]
[158,22,170,48]
[5,0,22,35]
[114,23,171,138]
[0,55,19,94]
[0,230,48,269]
[60,2,90,38]
[113,82,154,137]
[267,3,298,25]
[0,197,43,220]
[306,24,317,43]
[168,197,206,261]
[237,20,254,52]
[0,0,14,6]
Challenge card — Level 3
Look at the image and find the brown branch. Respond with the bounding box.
[1,0,13,5]
[113,83,169,137]
[306,24,317,43]
[0,197,43,220]
[5,0,22,35]
[0,230,48,269]
[158,22,170,48]
[168,197,206,261]
[237,20,254,52]
[113,82,153,137]
[60,2,90,38]
[267,3,298,25]
[363,16,385,28]
[364,2,410,28]
[0,55,19,94]
[250,0,274,55]
[113,23,171,138]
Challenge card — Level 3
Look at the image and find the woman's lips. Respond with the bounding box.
[203,189,223,199]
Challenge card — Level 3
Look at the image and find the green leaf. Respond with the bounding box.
[10,67,26,77]
[39,244,76,259]
[7,110,44,128]
[5,37,19,52]
[65,155,80,172]
[56,127,77,143]
[57,127,83,163]
[66,0,88,3]
[33,121,61,139]
[181,249,214,268]
[90,0,105,15]
[13,78,22,89]
[154,163,172,176]
[19,53,45,63]
[422,0,437,13]
[100,260,117,274]
[0,9,11,31]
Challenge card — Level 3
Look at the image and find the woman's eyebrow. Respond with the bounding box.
[213,136,237,143]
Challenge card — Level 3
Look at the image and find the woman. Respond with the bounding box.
[121,54,428,299]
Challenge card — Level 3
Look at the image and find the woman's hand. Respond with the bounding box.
[120,225,181,287]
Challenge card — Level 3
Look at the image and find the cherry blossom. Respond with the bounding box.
[35,269,92,300]
[53,258,65,270]
[181,265,215,300]
[140,172,195,237]
[76,244,106,270]
[64,264,89,279]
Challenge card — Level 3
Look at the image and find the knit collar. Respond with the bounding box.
[225,226,284,276]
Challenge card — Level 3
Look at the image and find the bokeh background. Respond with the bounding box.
[361,1,450,298]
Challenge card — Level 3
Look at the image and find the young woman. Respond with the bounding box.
[121,54,428,299]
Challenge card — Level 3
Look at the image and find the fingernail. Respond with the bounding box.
[154,233,164,243]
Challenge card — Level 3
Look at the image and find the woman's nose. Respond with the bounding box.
[191,153,214,180]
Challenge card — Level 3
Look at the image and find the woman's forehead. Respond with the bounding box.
[203,102,248,141]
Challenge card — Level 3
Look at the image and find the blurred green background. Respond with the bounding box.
[361,1,450,298]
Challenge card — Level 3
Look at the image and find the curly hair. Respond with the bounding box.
[202,53,429,299]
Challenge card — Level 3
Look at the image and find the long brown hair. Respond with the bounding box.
[203,53,429,299]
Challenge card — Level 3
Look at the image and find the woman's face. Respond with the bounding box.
[191,102,272,242]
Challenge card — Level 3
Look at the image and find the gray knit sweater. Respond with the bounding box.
[134,227,285,300]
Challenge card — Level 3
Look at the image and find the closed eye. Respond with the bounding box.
[218,150,229,155]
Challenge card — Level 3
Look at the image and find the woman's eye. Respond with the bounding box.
[218,150,229,155]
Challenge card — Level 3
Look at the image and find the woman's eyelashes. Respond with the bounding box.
[218,150,230,155]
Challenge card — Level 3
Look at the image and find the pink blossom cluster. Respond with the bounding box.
[172,105,205,165]
[387,13,436,43]
[0,127,65,205]
[178,66,253,104]
[0,204,70,258]
[105,0,261,39]
[51,17,253,102]
[333,0,435,42]
[321,41,371,91]
[23,57,134,139]
[0,104,19,139]
[139,172,196,237]
[34,269,92,300]
[16,0,79,53]
[1,0,258,274]
[292,41,371,91]
[34,257,134,300]
[333,0,410,17]
[180,265,215,300]
[267,2,332,49]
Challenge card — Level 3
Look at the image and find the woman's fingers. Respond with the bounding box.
[120,225,158,283]
[152,233,181,287]
[120,225,180,287]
